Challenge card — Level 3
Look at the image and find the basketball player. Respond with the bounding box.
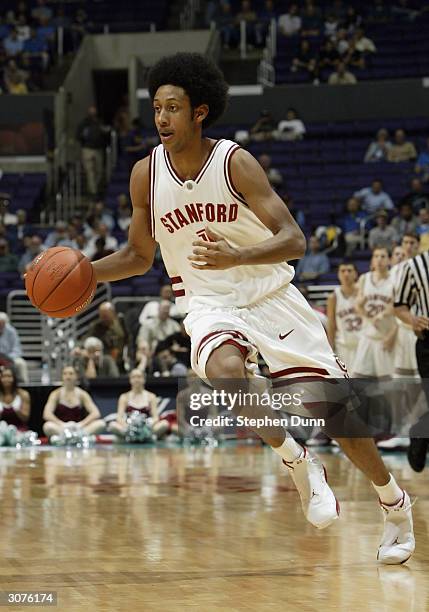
[353,247,397,379]
[91,53,414,563]
[327,262,361,373]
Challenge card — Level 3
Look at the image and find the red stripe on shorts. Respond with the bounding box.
[196,329,248,363]
[270,366,330,379]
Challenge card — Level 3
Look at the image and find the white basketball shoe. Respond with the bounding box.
[378,490,415,564]
[283,447,340,529]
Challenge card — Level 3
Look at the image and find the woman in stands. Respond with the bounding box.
[0,366,31,431]
[108,368,168,439]
[43,365,105,439]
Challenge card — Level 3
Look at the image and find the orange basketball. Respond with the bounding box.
[25,247,97,318]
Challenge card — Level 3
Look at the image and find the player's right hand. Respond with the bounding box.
[412,315,429,333]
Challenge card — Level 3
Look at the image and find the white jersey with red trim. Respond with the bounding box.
[334,287,362,348]
[360,271,395,340]
[149,139,294,312]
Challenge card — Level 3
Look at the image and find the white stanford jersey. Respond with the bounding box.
[360,272,395,339]
[334,287,362,348]
[150,139,294,312]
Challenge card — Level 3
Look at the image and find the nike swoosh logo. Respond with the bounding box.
[279,329,294,341]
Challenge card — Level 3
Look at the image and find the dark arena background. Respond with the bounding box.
[0,1,429,610]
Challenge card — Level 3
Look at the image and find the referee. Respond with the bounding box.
[395,250,429,472]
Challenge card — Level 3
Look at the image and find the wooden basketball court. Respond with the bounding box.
[0,444,427,611]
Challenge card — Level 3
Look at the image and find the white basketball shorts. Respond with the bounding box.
[352,335,394,379]
[393,324,418,378]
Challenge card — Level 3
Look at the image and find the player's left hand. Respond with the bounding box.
[188,227,241,270]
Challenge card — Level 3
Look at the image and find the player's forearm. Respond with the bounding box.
[92,245,153,282]
[237,228,306,265]
[394,305,413,326]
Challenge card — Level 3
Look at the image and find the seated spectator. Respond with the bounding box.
[83,222,118,259]
[415,137,429,182]
[364,128,392,162]
[0,239,19,273]
[72,337,120,381]
[343,6,362,33]
[324,14,339,37]
[387,129,417,163]
[86,201,115,232]
[31,0,53,24]
[6,72,28,94]
[328,61,357,85]
[300,2,321,37]
[236,0,257,47]
[255,0,277,47]
[391,202,418,239]
[0,197,17,226]
[249,109,276,142]
[340,197,367,255]
[16,14,30,43]
[0,366,30,431]
[15,210,30,242]
[134,339,152,373]
[354,179,394,214]
[23,28,49,70]
[295,236,330,282]
[291,40,318,82]
[315,216,345,256]
[43,365,105,439]
[3,60,29,93]
[216,3,238,49]
[108,369,168,439]
[318,40,340,72]
[18,235,43,274]
[274,108,306,141]
[278,4,301,37]
[138,284,180,325]
[3,29,24,57]
[36,16,55,49]
[44,220,74,249]
[153,342,188,377]
[116,194,132,231]
[417,208,429,251]
[343,40,365,70]
[258,153,283,188]
[164,321,191,368]
[0,313,28,383]
[335,28,350,57]
[138,301,181,353]
[399,178,429,213]
[353,28,377,55]
[91,237,114,261]
[368,210,398,250]
[86,302,127,368]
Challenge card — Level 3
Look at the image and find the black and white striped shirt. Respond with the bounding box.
[394,251,429,317]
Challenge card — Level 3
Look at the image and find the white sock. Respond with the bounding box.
[272,434,303,462]
[372,473,403,505]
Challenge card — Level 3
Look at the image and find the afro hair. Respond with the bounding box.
[147,52,229,130]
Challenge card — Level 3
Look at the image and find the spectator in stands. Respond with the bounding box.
[0,239,19,273]
[108,369,169,439]
[76,106,108,197]
[72,337,119,381]
[387,129,417,163]
[364,128,392,162]
[91,237,114,261]
[328,61,357,85]
[415,137,429,182]
[5,71,28,94]
[368,210,398,250]
[83,222,118,259]
[43,365,105,439]
[3,28,24,57]
[138,301,181,353]
[70,8,90,52]
[258,153,283,188]
[300,2,321,37]
[278,4,301,37]
[291,40,319,83]
[249,109,276,142]
[283,194,306,227]
[15,210,30,242]
[255,0,277,46]
[274,108,306,141]
[399,178,429,213]
[16,14,30,43]
[36,16,55,50]
[139,284,180,325]
[353,28,377,55]
[343,6,362,33]
[324,14,339,37]
[86,302,127,368]
[335,28,349,57]
[0,367,30,431]
[153,342,188,377]
[87,200,115,232]
[116,194,132,231]
[0,200,16,227]
[164,321,191,368]
[317,40,340,73]
[44,220,73,248]
[416,208,429,251]
[353,179,394,214]
[295,236,330,282]
[23,27,49,70]
[31,0,53,24]
[135,339,152,373]
[340,197,367,255]
[391,202,418,239]
[18,235,43,274]
[216,3,238,49]
[0,312,28,383]
[236,0,257,47]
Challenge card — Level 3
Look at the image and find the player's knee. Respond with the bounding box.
[206,346,246,380]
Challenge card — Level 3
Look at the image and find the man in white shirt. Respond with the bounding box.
[83,222,118,259]
[278,4,301,36]
[138,301,181,353]
[354,179,394,215]
[139,284,180,324]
